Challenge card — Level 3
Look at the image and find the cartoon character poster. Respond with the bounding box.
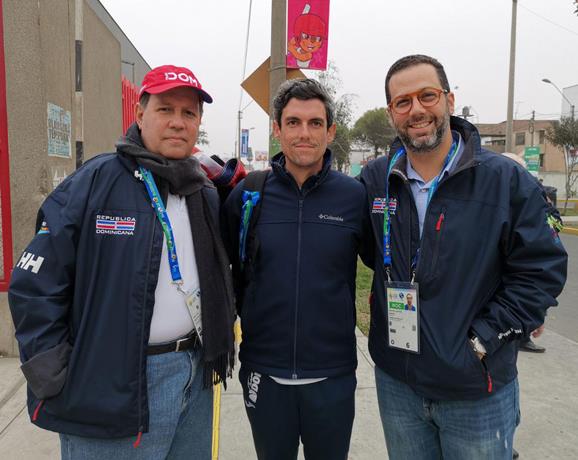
[286,0,330,71]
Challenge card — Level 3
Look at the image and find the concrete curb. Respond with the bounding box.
[561,226,578,236]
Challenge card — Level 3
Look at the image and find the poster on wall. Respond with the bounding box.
[524,146,540,177]
[286,0,330,71]
[47,102,71,158]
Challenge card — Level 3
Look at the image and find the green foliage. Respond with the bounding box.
[355,258,374,336]
[197,127,209,146]
[317,62,357,172]
[546,117,578,207]
[331,123,351,172]
[352,108,396,157]
[546,117,578,148]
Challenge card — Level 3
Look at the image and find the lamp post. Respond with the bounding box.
[542,78,575,121]
[236,100,254,159]
[505,0,518,153]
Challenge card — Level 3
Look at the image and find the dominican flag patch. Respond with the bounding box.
[372,197,387,214]
[388,198,398,215]
[372,197,398,215]
[95,215,136,235]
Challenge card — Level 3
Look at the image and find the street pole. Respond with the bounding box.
[530,110,535,147]
[505,0,517,152]
[237,110,242,160]
[74,0,84,169]
[542,78,576,121]
[269,0,286,157]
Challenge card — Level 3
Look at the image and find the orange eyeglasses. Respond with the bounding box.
[389,87,449,115]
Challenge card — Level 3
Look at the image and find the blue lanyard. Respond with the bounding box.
[383,139,459,275]
[239,191,261,268]
[140,167,183,285]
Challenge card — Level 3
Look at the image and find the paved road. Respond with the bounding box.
[546,233,578,342]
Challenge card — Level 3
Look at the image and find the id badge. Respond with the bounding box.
[184,288,203,345]
[384,281,419,353]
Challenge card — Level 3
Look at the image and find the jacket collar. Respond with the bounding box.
[271,149,333,190]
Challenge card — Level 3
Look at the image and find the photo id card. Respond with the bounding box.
[385,281,420,353]
[184,288,203,345]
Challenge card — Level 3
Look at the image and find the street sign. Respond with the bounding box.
[524,146,540,176]
[241,57,306,116]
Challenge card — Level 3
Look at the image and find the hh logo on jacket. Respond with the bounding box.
[16,252,44,274]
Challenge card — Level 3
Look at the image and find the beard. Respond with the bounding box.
[396,110,451,154]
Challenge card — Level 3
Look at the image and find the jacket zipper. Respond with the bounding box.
[430,208,446,273]
[292,198,304,379]
[480,359,493,393]
[134,216,156,447]
[405,184,414,383]
[32,400,44,421]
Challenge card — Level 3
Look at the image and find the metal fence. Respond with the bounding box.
[122,76,139,134]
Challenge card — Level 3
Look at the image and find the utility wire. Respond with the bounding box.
[238,0,253,111]
[519,3,578,38]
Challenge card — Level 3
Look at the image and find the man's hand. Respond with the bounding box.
[531,324,545,338]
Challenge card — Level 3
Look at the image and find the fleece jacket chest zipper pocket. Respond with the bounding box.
[429,208,446,275]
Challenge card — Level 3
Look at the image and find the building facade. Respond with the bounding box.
[0,0,150,356]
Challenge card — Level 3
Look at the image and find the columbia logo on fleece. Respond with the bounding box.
[318,213,344,222]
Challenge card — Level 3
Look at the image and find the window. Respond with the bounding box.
[539,130,545,144]
[539,153,544,168]
[515,132,525,146]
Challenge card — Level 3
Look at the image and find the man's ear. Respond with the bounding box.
[327,123,336,144]
[273,120,281,139]
[386,106,394,124]
[446,91,455,115]
[135,103,144,129]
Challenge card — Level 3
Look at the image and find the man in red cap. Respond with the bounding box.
[9,65,235,459]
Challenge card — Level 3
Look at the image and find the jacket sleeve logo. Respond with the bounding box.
[16,252,45,274]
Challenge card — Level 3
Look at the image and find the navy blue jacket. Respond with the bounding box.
[9,152,220,438]
[221,151,370,379]
[360,117,567,400]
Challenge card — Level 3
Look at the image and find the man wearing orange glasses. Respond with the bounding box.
[360,55,567,459]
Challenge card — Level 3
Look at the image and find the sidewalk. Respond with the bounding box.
[1,328,577,459]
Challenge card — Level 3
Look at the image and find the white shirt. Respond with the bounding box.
[148,194,200,344]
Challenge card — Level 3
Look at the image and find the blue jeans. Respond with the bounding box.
[375,366,520,460]
[60,348,212,459]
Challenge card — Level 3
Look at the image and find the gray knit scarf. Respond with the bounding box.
[116,123,235,388]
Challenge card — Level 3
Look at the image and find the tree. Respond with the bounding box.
[197,127,209,146]
[351,108,396,158]
[546,116,578,214]
[316,62,356,172]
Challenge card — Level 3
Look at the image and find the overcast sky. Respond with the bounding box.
[99,0,578,157]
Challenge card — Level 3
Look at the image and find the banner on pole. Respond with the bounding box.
[287,0,330,71]
[241,129,249,159]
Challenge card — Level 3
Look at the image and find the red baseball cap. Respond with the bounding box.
[139,65,213,103]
